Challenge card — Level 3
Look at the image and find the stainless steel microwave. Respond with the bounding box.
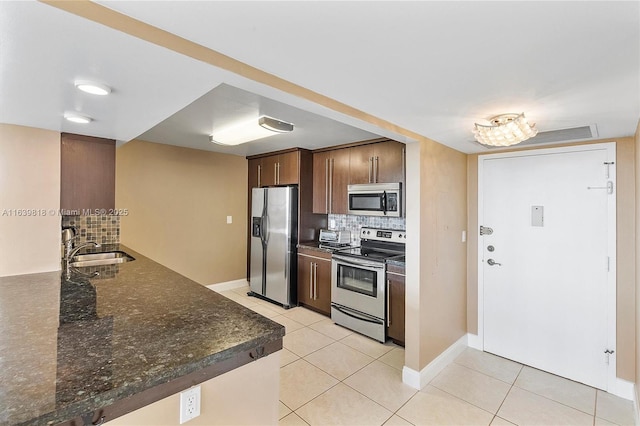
[347,183,401,217]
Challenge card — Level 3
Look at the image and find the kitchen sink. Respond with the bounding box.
[69,251,135,267]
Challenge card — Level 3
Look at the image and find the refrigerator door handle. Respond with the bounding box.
[284,251,289,279]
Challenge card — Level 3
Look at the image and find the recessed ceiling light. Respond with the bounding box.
[74,80,111,96]
[64,112,93,124]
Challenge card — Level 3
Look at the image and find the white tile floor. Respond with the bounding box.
[217,286,636,426]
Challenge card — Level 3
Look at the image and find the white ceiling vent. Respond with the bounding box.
[474,124,598,149]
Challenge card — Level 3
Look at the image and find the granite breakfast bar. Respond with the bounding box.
[0,245,284,426]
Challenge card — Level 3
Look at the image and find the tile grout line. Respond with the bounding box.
[283,317,404,425]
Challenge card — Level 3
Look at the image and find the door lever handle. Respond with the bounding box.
[487,259,502,266]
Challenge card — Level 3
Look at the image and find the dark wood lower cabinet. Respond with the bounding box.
[297,249,332,316]
[386,267,405,346]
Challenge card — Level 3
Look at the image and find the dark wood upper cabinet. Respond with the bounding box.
[312,148,349,214]
[349,140,405,185]
[60,133,115,212]
[312,151,330,214]
[348,144,375,185]
[250,151,300,188]
[374,141,405,184]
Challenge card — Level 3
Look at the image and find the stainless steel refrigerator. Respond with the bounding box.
[249,186,298,308]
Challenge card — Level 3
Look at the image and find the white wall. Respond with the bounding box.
[0,124,61,276]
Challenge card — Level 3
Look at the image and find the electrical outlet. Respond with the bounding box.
[179,385,201,424]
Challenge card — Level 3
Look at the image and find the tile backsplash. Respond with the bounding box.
[328,214,406,245]
[62,215,120,245]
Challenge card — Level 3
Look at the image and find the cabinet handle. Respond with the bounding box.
[329,159,334,213]
[277,162,281,184]
[368,157,373,183]
[313,262,318,300]
[325,158,329,214]
[386,279,391,326]
[309,262,314,299]
[375,156,379,183]
[257,164,262,187]
[402,148,406,181]
[274,163,278,185]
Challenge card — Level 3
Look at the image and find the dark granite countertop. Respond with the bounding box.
[386,256,406,268]
[0,245,284,426]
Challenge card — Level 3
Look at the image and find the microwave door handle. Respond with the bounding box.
[382,191,387,216]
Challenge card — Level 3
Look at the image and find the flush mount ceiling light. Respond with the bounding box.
[473,113,538,147]
[64,112,93,124]
[210,115,294,146]
[74,80,111,96]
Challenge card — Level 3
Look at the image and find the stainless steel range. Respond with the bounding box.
[331,227,406,342]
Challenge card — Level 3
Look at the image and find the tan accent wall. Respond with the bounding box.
[467,138,636,381]
[107,352,280,426]
[405,139,468,371]
[115,140,247,285]
[0,123,61,276]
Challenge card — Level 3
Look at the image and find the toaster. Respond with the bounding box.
[319,229,351,245]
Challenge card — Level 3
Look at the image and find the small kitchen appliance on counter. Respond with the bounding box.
[249,186,298,308]
[318,229,351,249]
[331,227,406,342]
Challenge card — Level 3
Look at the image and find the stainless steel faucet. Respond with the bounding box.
[63,241,101,280]
[67,241,101,261]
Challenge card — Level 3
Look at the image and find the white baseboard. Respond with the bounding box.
[206,279,248,292]
[467,333,482,350]
[634,383,639,426]
[611,377,636,401]
[402,334,468,390]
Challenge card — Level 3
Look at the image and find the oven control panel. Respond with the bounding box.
[359,227,406,243]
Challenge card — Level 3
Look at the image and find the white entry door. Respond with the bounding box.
[480,143,616,390]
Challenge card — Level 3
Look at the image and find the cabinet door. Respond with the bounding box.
[297,255,314,306]
[348,144,374,184]
[314,258,332,315]
[330,149,350,214]
[248,158,261,189]
[374,141,405,184]
[61,133,115,211]
[259,156,277,187]
[387,272,405,346]
[312,151,330,214]
[277,151,299,185]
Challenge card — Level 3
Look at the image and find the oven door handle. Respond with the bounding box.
[332,255,385,270]
[332,304,384,325]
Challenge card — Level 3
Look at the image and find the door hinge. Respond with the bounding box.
[604,349,615,365]
[480,226,493,236]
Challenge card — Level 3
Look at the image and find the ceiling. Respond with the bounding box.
[1,1,638,156]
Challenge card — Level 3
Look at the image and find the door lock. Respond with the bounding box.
[487,259,502,266]
[487,245,495,252]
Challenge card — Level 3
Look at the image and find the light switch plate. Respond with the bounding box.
[226,216,232,224]
[532,206,544,227]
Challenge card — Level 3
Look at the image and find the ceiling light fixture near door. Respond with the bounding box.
[473,113,538,147]
[64,112,93,124]
[210,115,294,146]
[74,80,112,96]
